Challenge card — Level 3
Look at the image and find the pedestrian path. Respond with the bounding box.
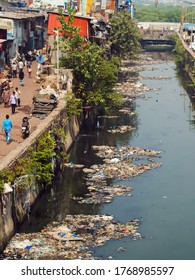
[0,61,42,161]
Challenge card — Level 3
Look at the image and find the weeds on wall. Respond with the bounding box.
[172,34,189,67]
[0,124,68,194]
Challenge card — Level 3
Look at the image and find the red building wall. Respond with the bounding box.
[47,13,91,39]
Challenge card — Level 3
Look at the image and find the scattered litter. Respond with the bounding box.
[2,215,141,260]
[107,125,135,134]
[98,115,119,119]
[92,145,161,158]
[139,75,172,80]
[72,185,133,205]
[72,144,162,205]
[117,246,126,252]
[64,163,84,169]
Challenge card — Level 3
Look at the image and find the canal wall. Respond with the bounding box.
[0,99,85,253]
[176,32,195,84]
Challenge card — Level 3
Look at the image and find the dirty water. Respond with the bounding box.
[8,52,195,260]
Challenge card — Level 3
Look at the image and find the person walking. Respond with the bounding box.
[11,62,17,78]
[27,61,32,78]
[10,91,17,114]
[2,87,10,107]
[15,87,21,107]
[18,59,24,73]
[2,115,13,144]
[19,70,24,86]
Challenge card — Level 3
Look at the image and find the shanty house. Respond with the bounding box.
[0,10,45,65]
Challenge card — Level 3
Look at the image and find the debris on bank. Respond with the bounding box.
[139,75,172,80]
[72,185,133,204]
[98,115,119,119]
[2,215,141,260]
[71,145,162,205]
[92,145,161,158]
[64,162,84,169]
[84,158,161,180]
[119,107,136,116]
[107,125,135,134]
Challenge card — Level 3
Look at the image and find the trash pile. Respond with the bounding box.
[64,162,84,169]
[72,184,133,204]
[70,145,162,204]
[83,158,161,180]
[2,215,141,260]
[121,66,159,73]
[139,75,172,80]
[98,115,119,119]
[107,125,135,134]
[92,145,161,158]
[114,81,151,100]
[119,107,136,116]
[113,54,171,101]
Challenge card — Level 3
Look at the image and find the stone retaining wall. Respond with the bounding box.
[0,100,84,252]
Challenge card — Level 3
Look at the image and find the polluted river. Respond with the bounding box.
[3,51,195,260]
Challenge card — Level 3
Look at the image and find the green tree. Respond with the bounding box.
[135,5,183,22]
[31,133,56,186]
[57,7,122,111]
[109,11,141,59]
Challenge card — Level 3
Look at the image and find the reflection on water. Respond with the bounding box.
[19,52,195,260]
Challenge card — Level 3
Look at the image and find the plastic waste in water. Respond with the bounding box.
[96,120,100,128]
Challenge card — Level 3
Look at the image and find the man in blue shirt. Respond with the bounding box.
[2,115,13,144]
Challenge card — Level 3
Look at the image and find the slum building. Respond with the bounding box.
[0,10,45,67]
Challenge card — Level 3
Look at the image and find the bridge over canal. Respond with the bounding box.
[138,22,180,49]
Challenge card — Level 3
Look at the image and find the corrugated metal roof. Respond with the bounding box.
[0,11,44,19]
[33,0,64,5]
[183,23,195,31]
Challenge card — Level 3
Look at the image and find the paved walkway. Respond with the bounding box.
[0,61,42,161]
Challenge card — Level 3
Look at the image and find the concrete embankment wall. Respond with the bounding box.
[0,100,84,253]
[177,32,195,84]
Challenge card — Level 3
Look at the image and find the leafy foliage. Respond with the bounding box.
[172,33,188,66]
[109,11,141,59]
[0,181,4,194]
[0,123,68,194]
[135,4,183,22]
[57,8,122,111]
[66,92,82,118]
[31,133,56,186]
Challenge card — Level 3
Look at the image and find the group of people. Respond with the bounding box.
[1,51,38,145]
[2,87,21,114]
[11,57,32,85]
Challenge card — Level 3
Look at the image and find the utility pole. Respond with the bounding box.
[131,2,134,19]
[53,30,60,94]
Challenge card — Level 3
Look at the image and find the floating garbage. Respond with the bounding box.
[119,107,136,115]
[64,163,84,169]
[107,125,135,134]
[98,115,119,119]
[139,75,172,80]
[92,145,161,158]
[72,185,133,205]
[117,246,126,252]
[2,215,141,260]
[73,144,162,205]
[84,158,161,180]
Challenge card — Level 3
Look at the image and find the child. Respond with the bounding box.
[28,66,32,78]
